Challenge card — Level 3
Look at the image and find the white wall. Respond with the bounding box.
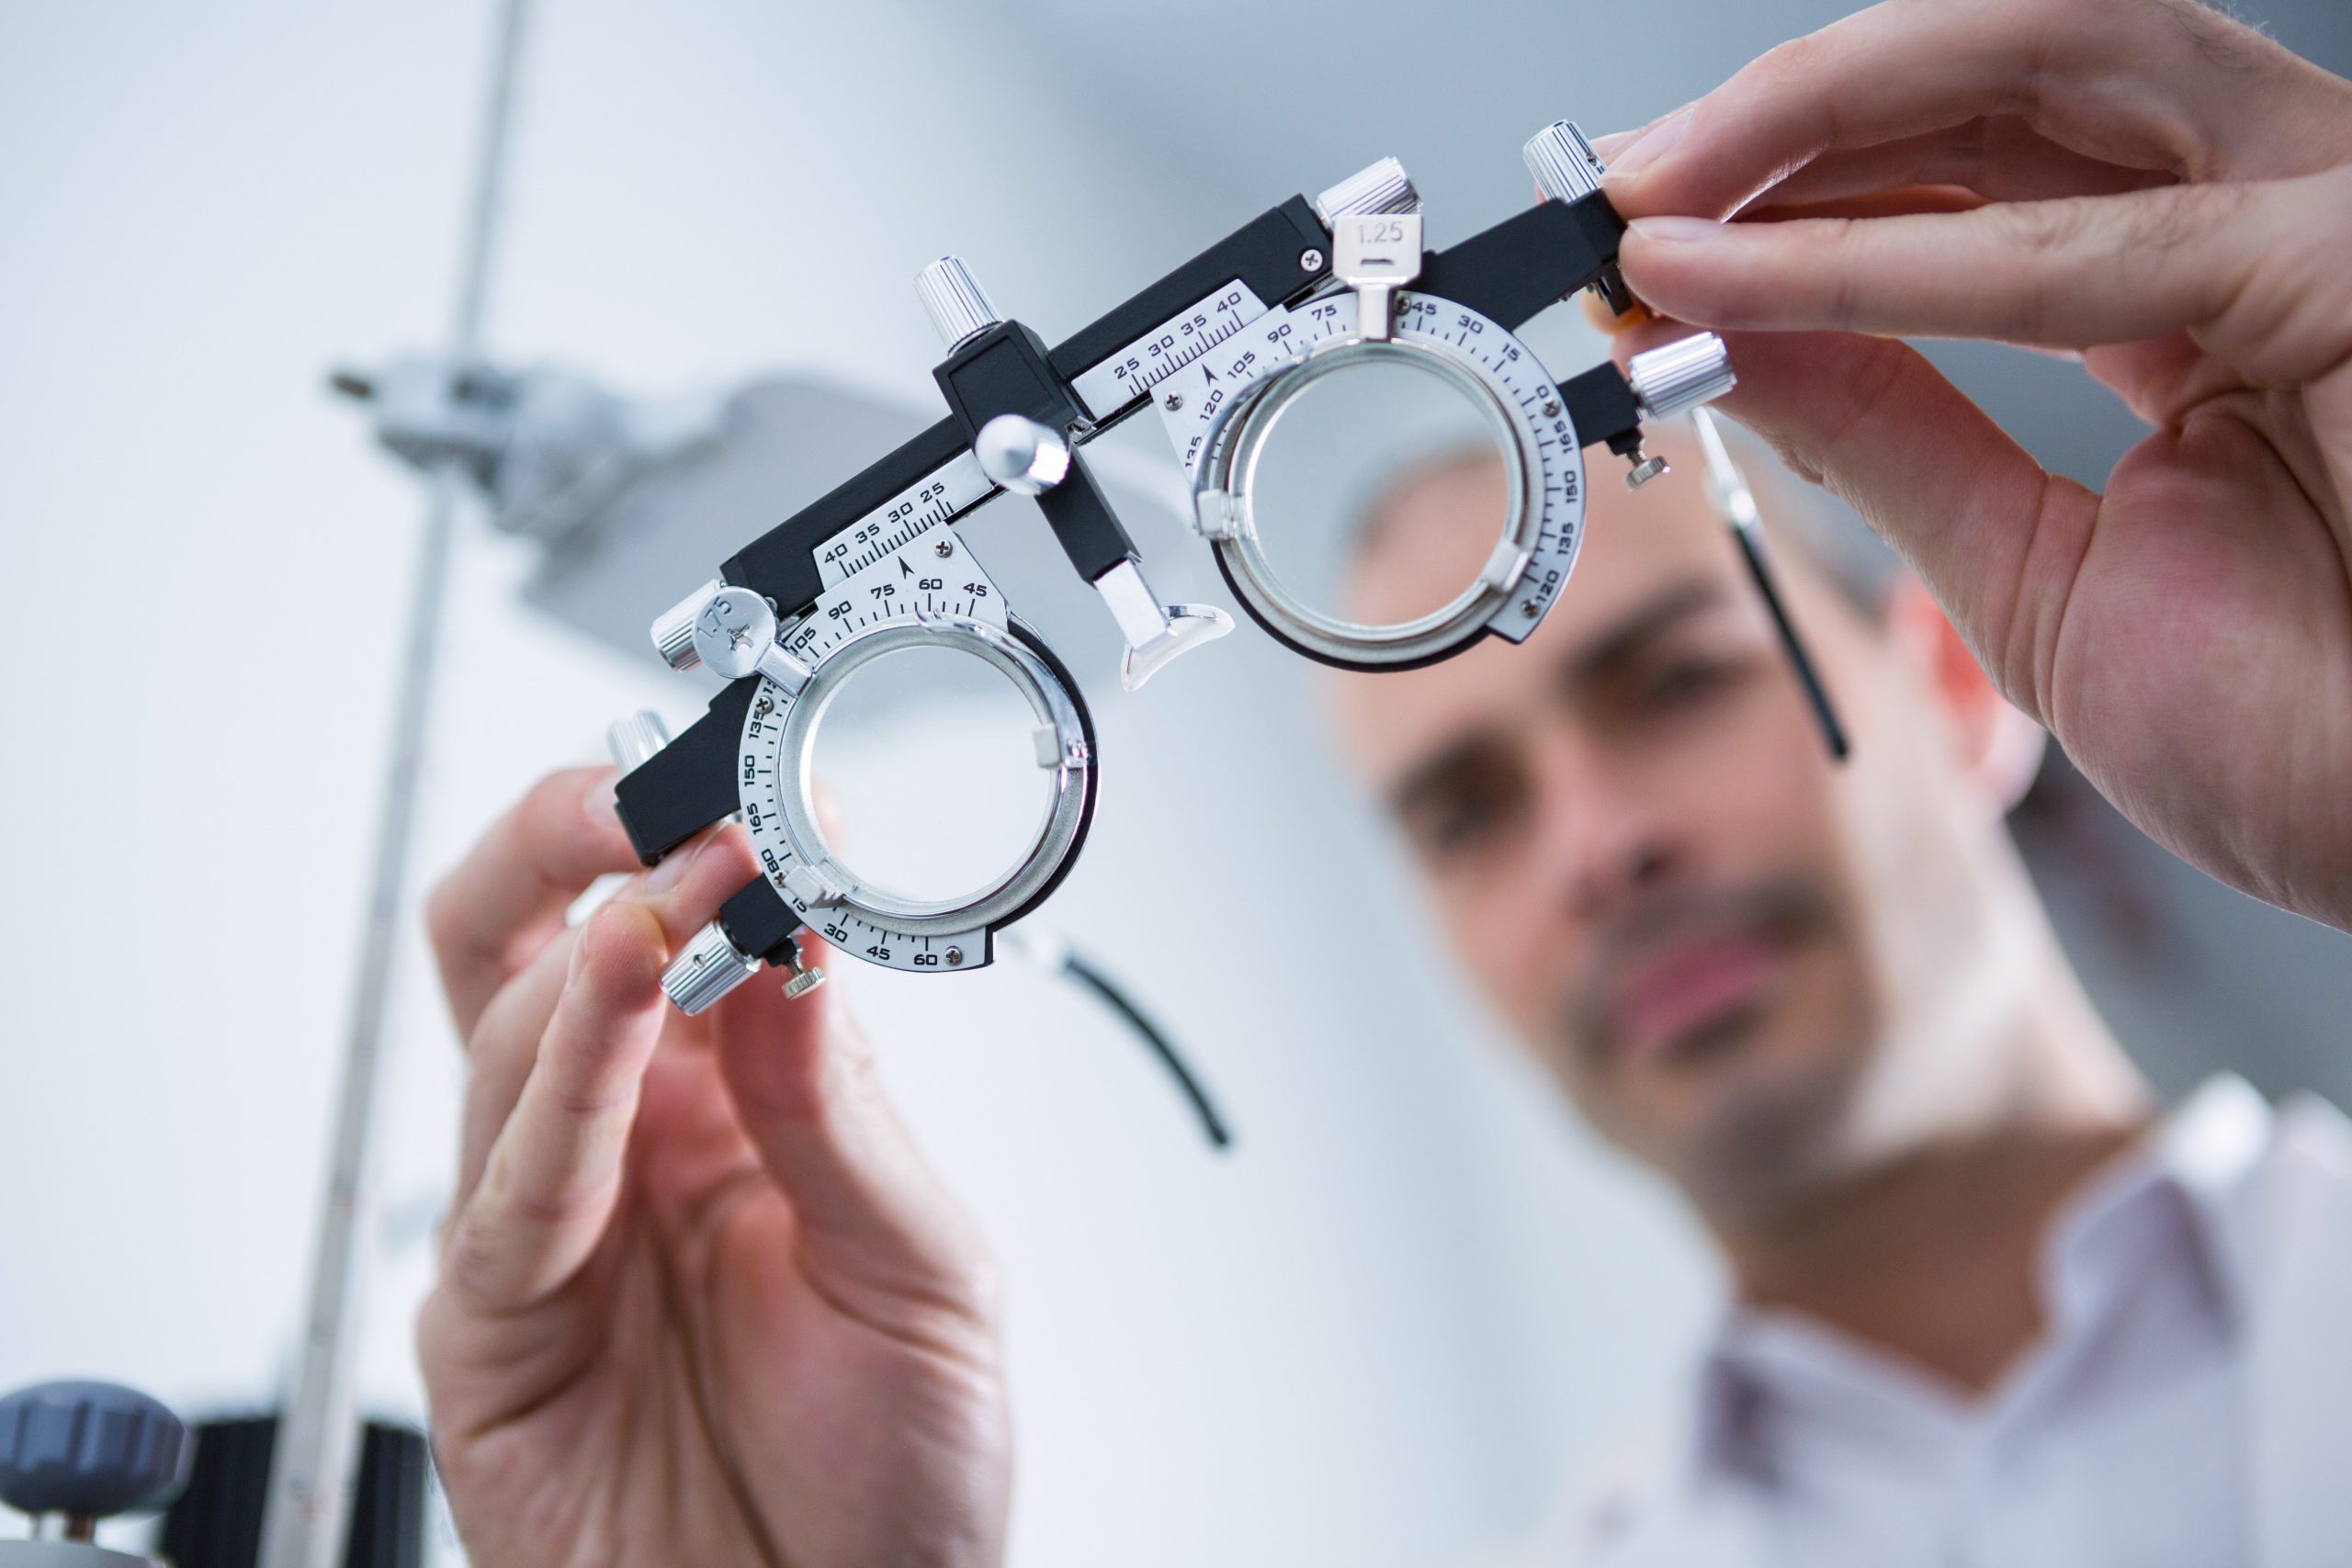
[0,4,1713,1564]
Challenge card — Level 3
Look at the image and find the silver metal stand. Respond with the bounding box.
[258,4,530,1564]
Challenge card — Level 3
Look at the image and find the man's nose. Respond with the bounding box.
[1528,728,1681,922]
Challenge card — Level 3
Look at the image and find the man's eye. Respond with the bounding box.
[1408,776,1525,860]
[1641,656,1746,711]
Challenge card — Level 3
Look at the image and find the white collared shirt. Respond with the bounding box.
[1513,1077,2352,1568]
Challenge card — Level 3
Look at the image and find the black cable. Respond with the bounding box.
[1059,953,1233,1151]
[1731,521,1850,763]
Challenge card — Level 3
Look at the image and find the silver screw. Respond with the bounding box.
[934,538,953,558]
[1542,399,1561,418]
[1299,247,1325,273]
[945,946,964,966]
[1162,390,1183,412]
[1624,455,1671,490]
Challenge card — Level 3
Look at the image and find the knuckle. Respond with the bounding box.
[438,1211,508,1303]
[1997,194,2077,255]
[953,1246,1007,1326]
[1984,198,2103,338]
[544,1054,641,1122]
[1748,28,1829,93]
[2128,182,2233,250]
[2229,177,2351,380]
[1815,217,1870,328]
[505,1170,620,1230]
[2147,0,2268,73]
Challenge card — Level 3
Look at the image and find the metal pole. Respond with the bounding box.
[258,4,530,1565]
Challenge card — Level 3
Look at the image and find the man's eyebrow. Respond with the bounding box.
[1565,578,1727,686]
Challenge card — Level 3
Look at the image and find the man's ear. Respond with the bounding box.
[1886,577,2046,813]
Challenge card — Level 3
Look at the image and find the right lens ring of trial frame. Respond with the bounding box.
[1194,333,1548,671]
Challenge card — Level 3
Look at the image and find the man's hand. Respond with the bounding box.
[414,768,1009,1568]
[1597,0,2352,930]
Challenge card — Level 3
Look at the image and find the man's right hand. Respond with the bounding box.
[414,767,1010,1568]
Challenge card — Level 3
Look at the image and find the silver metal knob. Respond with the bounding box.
[915,256,1003,351]
[1313,156,1421,223]
[662,921,760,1015]
[689,585,779,680]
[1628,333,1736,423]
[655,581,819,697]
[1523,120,1608,204]
[605,711,672,776]
[780,956,827,999]
[974,414,1071,496]
[683,584,812,695]
[1624,453,1672,490]
[651,577,722,672]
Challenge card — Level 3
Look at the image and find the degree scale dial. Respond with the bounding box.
[1161,278,1591,669]
[738,525,1096,976]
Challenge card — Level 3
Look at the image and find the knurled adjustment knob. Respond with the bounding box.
[605,711,672,776]
[1313,156,1421,223]
[1627,333,1737,423]
[1523,120,1609,204]
[915,256,1003,352]
[651,577,723,672]
[662,920,761,1016]
[0,1382,188,1524]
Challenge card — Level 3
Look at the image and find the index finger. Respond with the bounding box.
[1618,173,2352,387]
[425,766,644,1039]
[1602,0,2342,221]
[438,828,765,1312]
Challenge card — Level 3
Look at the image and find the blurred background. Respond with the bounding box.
[2,1,2347,1564]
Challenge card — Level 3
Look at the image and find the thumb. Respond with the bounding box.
[1619,169,2352,388]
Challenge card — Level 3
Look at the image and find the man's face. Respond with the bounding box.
[1332,446,2025,1213]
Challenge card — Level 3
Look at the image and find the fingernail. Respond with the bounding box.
[645,830,716,894]
[1628,215,1728,244]
[583,768,620,827]
[1602,107,1692,182]
[567,914,600,980]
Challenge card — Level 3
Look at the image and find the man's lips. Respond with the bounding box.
[1605,933,1787,1062]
